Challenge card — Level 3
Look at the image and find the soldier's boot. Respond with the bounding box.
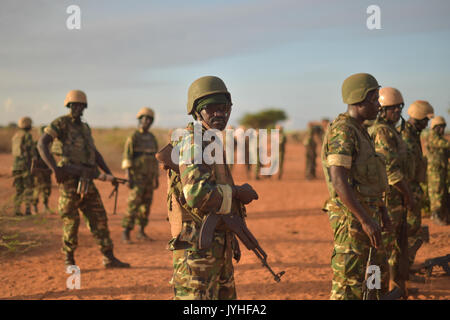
[33,204,39,214]
[25,205,32,216]
[64,251,76,266]
[14,205,23,216]
[122,228,132,244]
[103,250,130,269]
[431,211,447,226]
[388,266,408,299]
[136,226,153,241]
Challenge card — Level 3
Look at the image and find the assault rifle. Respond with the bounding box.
[156,143,285,283]
[108,177,128,215]
[422,254,450,277]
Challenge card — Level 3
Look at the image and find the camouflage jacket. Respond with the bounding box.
[44,114,97,167]
[426,129,449,174]
[168,122,238,225]
[398,121,426,183]
[11,129,34,171]
[122,129,159,181]
[369,117,407,186]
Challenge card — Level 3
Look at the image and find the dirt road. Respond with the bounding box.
[0,143,448,300]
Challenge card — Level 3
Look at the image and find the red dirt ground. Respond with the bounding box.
[0,143,448,300]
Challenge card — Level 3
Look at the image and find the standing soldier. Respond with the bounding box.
[31,126,54,214]
[11,117,35,216]
[426,116,449,225]
[304,122,317,180]
[166,76,258,300]
[321,73,391,300]
[368,87,414,296]
[38,90,130,268]
[399,100,434,269]
[277,125,287,180]
[121,107,159,243]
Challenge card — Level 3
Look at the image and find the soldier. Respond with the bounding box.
[399,100,434,269]
[31,126,54,214]
[11,117,35,216]
[321,73,391,300]
[277,125,287,180]
[426,116,449,225]
[368,87,414,296]
[167,76,258,300]
[121,107,159,243]
[304,122,317,180]
[38,90,130,268]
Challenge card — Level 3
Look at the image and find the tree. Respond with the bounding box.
[239,109,287,129]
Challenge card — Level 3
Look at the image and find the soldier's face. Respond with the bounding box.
[434,124,445,136]
[384,104,403,123]
[199,103,231,130]
[70,103,86,119]
[139,116,153,131]
[360,89,380,120]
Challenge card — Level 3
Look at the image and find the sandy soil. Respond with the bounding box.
[0,143,448,300]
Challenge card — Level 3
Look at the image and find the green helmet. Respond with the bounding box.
[342,73,380,105]
[187,76,232,116]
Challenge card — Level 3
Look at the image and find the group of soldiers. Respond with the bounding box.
[303,118,329,180]
[9,73,448,300]
[322,73,449,300]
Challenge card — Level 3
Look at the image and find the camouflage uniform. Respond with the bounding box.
[426,129,449,223]
[11,129,35,214]
[369,117,408,289]
[322,113,389,300]
[168,123,238,300]
[398,121,427,266]
[44,115,114,255]
[278,129,287,179]
[121,129,159,231]
[31,142,52,211]
[304,126,317,179]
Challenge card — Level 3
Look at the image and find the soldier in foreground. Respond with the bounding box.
[165,76,258,299]
[31,126,54,214]
[11,117,35,216]
[121,107,159,243]
[321,73,390,299]
[426,116,449,225]
[399,101,434,269]
[368,87,413,297]
[38,90,130,268]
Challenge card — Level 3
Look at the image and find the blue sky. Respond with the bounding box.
[1,0,449,129]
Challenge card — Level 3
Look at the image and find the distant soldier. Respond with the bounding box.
[277,125,287,180]
[38,90,130,268]
[426,116,449,225]
[11,117,34,216]
[304,122,317,180]
[322,73,390,299]
[368,87,413,296]
[399,100,434,269]
[121,107,159,243]
[31,126,54,214]
[166,76,258,299]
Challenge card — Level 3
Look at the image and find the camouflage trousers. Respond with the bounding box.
[278,151,285,179]
[305,149,316,179]
[12,170,34,212]
[32,172,52,206]
[122,181,154,230]
[324,198,389,300]
[407,182,424,267]
[169,221,236,300]
[385,186,407,288]
[58,177,113,255]
[427,168,448,223]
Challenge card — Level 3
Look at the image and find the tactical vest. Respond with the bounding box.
[322,118,388,200]
[11,131,33,171]
[400,123,427,183]
[60,121,96,167]
[129,131,158,177]
[368,119,408,181]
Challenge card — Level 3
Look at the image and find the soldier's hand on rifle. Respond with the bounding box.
[232,183,259,205]
[361,216,382,249]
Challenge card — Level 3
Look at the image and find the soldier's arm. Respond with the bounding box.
[121,136,134,187]
[94,148,113,175]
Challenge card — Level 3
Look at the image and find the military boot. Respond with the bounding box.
[33,204,39,214]
[136,226,153,241]
[122,228,132,244]
[64,251,76,266]
[25,206,32,216]
[103,250,130,269]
